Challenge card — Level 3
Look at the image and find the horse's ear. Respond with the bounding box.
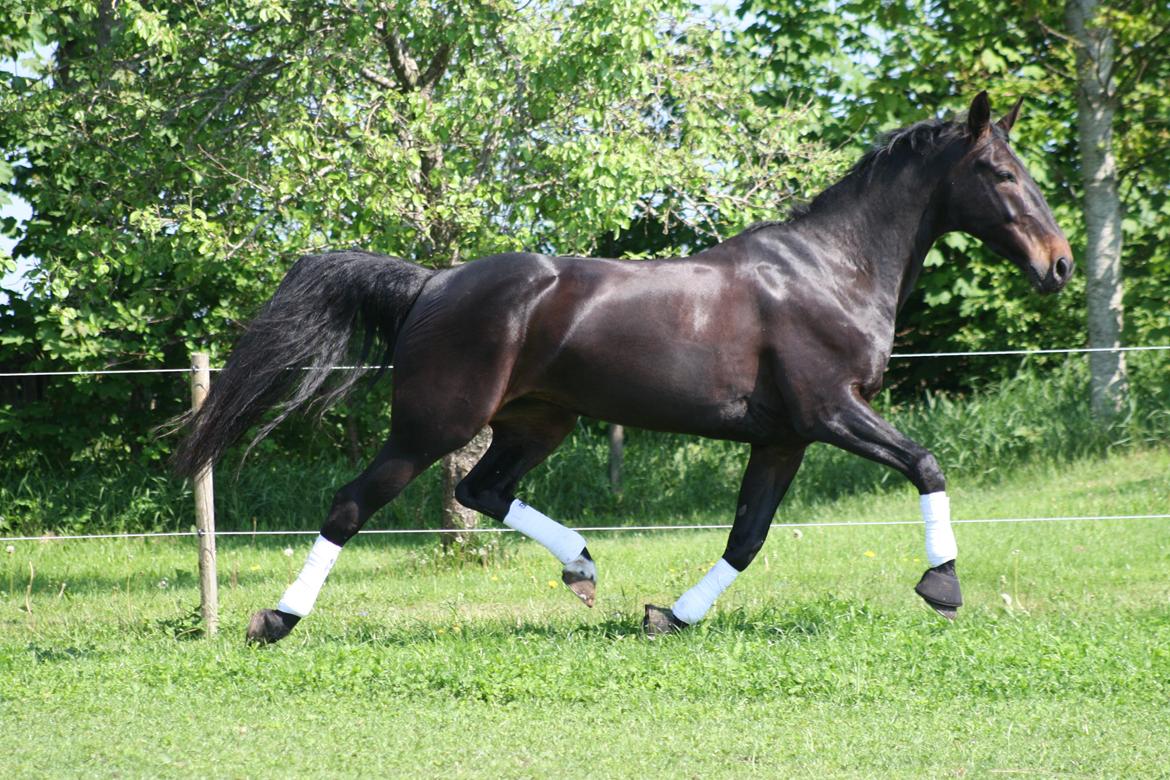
[997,96,1024,135]
[967,91,992,138]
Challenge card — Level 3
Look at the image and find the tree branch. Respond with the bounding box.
[223,165,335,261]
[191,56,282,139]
[382,31,419,91]
[418,42,452,98]
[359,66,397,92]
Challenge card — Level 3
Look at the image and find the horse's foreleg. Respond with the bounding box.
[454,410,597,606]
[813,392,961,619]
[246,441,437,644]
[645,444,805,635]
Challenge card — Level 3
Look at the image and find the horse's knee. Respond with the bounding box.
[913,451,946,494]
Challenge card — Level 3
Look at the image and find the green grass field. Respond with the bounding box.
[2,448,1168,778]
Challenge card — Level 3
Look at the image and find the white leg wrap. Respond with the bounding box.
[277,535,342,617]
[502,499,586,564]
[921,491,957,567]
[672,558,739,625]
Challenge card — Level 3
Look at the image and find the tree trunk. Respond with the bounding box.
[365,19,492,536]
[345,416,361,468]
[439,427,492,546]
[608,424,624,495]
[1066,0,1128,420]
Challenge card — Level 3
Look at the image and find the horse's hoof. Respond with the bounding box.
[915,560,962,621]
[562,553,596,608]
[643,604,688,637]
[246,608,300,644]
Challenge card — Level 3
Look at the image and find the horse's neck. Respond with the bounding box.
[797,158,949,319]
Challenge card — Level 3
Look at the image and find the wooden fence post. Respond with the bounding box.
[190,351,218,636]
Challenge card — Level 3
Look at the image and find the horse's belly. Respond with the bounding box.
[531,337,767,439]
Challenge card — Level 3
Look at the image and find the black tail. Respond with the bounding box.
[170,250,433,479]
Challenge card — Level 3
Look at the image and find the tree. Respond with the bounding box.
[1066,0,1142,419]
[0,1,839,528]
[741,0,1170,413]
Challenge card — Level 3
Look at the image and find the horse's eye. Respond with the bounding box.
[995,169,1017,183]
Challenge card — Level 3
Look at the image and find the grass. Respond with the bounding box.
[1,447,1168,777]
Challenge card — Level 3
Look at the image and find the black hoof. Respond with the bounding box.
[915,560,962,621]
[246,608,300,644]
[643,604,688,637]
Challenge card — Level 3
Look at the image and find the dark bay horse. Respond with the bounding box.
[172,92,1072,642]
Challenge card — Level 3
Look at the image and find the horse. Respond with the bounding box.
[172,91,1072,643]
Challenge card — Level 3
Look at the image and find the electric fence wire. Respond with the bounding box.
[2,513,1168,544]
[2,344,1168,378]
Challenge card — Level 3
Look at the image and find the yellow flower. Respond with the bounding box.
[490,575,499,582]
[863,550,876,558]
[547,580,557,589]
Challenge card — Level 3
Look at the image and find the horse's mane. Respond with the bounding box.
[766,115,975,226]
[849,117,967,178]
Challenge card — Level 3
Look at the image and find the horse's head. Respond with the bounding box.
[943,91,1073,294]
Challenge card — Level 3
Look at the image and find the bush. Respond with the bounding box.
[1,353,1166,536]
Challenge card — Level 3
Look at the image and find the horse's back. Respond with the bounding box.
[395,250,775,437]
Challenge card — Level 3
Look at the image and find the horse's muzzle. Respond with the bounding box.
[1041,253,1074,294]
[1029,232,1074,294]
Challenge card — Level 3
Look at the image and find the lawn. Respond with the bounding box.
[1,448,1168,778]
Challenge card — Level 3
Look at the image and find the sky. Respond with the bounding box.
[1,199,32,295]
[1,45,48,301]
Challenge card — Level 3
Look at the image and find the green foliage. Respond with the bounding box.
[3,353,1165,536]
[0,0,839,462]
[740,0,1170,392]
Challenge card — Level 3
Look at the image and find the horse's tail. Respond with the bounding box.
[170,250,434,479]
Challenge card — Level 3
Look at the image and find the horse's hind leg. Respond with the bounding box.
[246,436,445,644]
[645,443,805,635]
[453,403,597,606]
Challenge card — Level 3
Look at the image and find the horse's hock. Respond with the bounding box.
[440,427,493,544]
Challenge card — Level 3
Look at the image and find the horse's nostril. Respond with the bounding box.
[1054,256,1070,282]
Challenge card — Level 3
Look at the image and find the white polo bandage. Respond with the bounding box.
[502,500,586,564]
[921,491,957,567]
[277,535,342,617]
[672,558,739,625]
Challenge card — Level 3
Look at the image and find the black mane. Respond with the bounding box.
[776,116,974,224]
[850,118,966,177]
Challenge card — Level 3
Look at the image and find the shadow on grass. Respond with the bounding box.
[303,595,893,648]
